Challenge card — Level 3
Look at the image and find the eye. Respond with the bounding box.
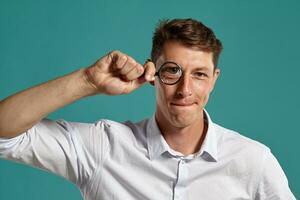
[193,72,207,79]
[161,65,181,75]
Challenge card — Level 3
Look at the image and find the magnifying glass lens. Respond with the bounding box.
[159,63,182,85]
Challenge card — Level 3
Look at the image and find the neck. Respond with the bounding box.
[155,112,207,156]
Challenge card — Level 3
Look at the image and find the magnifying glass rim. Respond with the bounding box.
[156,61,183,85]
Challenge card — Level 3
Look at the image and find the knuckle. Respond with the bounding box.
[127,57,137,66]
[110,50,121,55]
[115,56,127,69]
[108,50,118,59]
[138,66,144,74]
[120,55,128,62]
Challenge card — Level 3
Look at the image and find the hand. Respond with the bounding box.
[85,51,155,95]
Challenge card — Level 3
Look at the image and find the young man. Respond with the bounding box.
[0,19,296,199]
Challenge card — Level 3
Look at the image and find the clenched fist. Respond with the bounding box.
[85,51,155,95]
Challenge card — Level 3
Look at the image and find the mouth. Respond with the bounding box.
[170,102,195,107]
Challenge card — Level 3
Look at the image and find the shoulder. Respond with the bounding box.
[211,123,296,198]
[213,123,270,181]
[96,118,148,136]
[91,118,149,148]
[213,123,269,155]
[56,118,134,137]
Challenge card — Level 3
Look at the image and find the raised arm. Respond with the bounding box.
[0,51,155,138]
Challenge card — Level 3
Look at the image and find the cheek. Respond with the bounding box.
[155,84,167,108]
[195,82,212,103]
[156,83,175,103]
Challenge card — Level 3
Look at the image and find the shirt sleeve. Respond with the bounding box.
[254,148,296,200]
[0,118,110,187]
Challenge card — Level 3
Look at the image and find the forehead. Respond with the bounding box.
[157,41,214,71]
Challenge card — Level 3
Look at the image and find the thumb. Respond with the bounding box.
[124,76,147,94]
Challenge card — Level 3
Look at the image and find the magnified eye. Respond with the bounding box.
[158,62,182,84]
[161,65,181,75]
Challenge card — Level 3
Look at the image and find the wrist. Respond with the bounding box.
[73,68,101,98]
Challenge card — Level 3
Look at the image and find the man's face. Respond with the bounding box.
[154,41,220,128]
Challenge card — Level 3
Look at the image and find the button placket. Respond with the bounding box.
[173,159,188,200]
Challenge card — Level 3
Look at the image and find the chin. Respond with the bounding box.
[170,115,196,128]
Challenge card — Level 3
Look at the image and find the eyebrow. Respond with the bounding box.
[162,61,211,72]
[192,67,210,72]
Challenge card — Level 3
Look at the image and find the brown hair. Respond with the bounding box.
[151,18,223,69]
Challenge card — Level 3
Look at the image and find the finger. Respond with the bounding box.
[123,76,147,94]
[107,50,128,71]
[119,56,137,75]
[124,63,144,81]
[143,60,156,81]
[115,56,128,72]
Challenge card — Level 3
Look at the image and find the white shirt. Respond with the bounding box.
[0,110,296,200]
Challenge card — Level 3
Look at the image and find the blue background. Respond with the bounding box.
[0,0,299,199]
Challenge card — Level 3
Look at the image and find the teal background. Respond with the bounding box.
[0,0,299,199]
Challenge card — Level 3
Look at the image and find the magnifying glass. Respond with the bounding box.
[154,61,183,85]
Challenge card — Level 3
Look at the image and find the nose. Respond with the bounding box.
[176,73,192,98]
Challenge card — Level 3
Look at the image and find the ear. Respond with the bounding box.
[210,68,220,92]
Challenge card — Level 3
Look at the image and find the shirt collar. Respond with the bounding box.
[146,115,169,160]
[146,109,218,162]
[199,110,218,162]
